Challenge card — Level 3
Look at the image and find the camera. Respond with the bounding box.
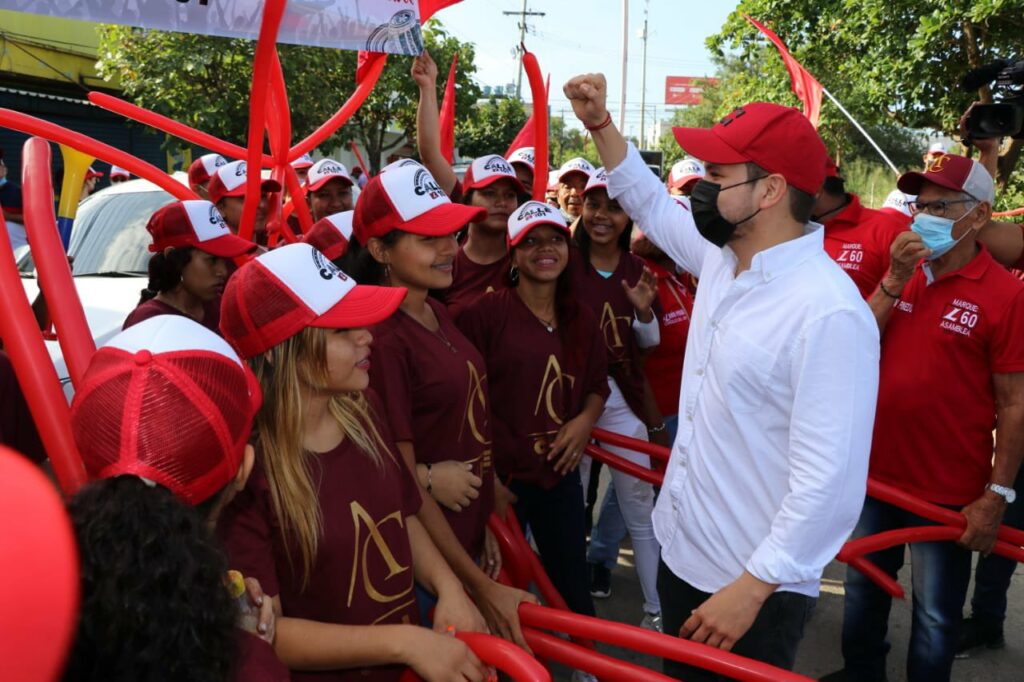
[962,59,1024,139]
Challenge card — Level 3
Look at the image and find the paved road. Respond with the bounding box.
[546,469,1023,680]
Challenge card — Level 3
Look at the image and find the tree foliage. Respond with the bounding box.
[549,116,600,168]
[455,97,528,159]
[703,1,1024,208]
[96,20,480,173]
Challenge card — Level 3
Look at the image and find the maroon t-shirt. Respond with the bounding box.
[218,392,421,682]
[122,297,221,334]
[458,288,609,489]
[444,248,510,323]
[369,298,494,559]
[568,248,655,422]
[0,351,45,464]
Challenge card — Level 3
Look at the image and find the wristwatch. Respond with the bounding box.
[986,483,1016,504]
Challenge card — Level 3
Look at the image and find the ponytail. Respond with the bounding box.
[138,247,195,305]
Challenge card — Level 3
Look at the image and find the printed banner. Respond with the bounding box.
[0,0,424,53]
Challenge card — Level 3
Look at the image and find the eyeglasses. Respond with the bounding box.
[908,198,977,218]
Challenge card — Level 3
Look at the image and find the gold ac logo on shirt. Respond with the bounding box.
[460,361,490,446]
[600,302,629,349]
[534,354,576,425]
[347,502,412,607]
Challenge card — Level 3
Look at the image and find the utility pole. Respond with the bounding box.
[503,0,545,99]
[618,0,628,131]
[638,7,649,148]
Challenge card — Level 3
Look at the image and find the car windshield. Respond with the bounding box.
[17,188,174,276]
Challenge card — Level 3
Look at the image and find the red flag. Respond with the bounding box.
[439,52,458,164]
[419,0,463,23]
[743,14,824,128]
[504,75,548,158]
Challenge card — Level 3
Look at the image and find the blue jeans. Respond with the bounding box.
[587,414,677,571]
[969,468,1024,623]
[841,497,973,682]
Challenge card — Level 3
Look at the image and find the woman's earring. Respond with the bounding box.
[509,264,519,286]
[383,263,391,281]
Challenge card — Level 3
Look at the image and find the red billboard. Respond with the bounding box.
[665,76,719,106]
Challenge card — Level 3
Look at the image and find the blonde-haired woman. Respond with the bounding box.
[218,243,488,682]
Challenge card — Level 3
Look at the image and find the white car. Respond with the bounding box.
[18,174,184,396]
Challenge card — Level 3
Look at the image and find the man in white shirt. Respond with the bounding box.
[564,73,880,678]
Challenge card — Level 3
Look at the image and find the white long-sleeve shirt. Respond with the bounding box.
[609,144,880,597]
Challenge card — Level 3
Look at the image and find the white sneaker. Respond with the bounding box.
[571,670,599,682]
[640,611,663,633]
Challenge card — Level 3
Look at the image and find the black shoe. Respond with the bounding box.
[955,616,1005,657]
[589,562,611,599]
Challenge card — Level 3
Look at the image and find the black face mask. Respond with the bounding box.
[689,176,765,248]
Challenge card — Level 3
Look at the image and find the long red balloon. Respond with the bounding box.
[585,443,662,486]
[21,137,96,389]
[592,427,670,462]
[87,92,273,167]
[289,52,387,162]
[0,211,87,495]
[399,631,550,682]
[283,164,313,236]
[486,514,531,590]
[521,46,548,201]
[523,628,674,682]
[0,110,195,201]
[239,0,287,242]
[519,604,814,682]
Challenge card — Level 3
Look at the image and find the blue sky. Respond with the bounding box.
[435,1,739,137]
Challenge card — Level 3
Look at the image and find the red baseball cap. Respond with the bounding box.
[220,242,406,358]
[672,102,828,195]
[301,211,353,261]
[188,153,228,187]
[208,160,283,205]
[0,446,79,682]
[463,154,527,194]
[85,166,103,180]
[305,158,354,192]
[146,200,255,258]
[353,163,485,242]
[70,316,262,505]
[110,165,131,180]
[508,200,569,247]
[897,154,995,204]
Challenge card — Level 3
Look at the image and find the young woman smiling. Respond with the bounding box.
[218,243,489,682]
[346,163,538,650]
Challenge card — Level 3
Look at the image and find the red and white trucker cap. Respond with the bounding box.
[463,154,527,193]
[558,157,595,183]
[188,153,228,187]
[291,153,315,170]
[305,158,354,191]
[546,170,561,191]
[353,163,485,242]
[110,165,131,180]
[220,242,406,358]
[70,316,262,505]
[508,200,569,247]
[301,211,353,261]
[507,147,536,170]
[668,158,706,190]
[897,154,995,205]
[583,167,609,195]
[208,160,283,205]
[85,166,103,180]
[881,189,915,217]
[146,200,255,258]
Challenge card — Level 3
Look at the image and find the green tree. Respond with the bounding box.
[96,20,480,174]
[455,97,528,159]
[549,116,599,168]
[705,1,1024,208]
